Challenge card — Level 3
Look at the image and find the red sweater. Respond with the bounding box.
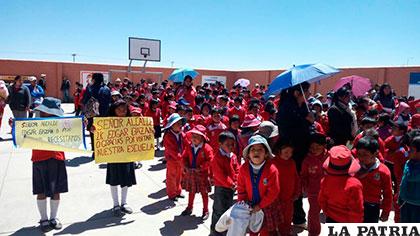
[145,108,161,127]
[207,122,227,150]
[318,175,364,223]
[176,86,197,107]
[212,149,239,188]
[353,132,386,156]
[163,131,187,162]
[32,150,65,162]
[272,157,300,201]
[356,162,393,216]
[229,106,246,123]
[300,150,328,197]
[182,143,214,175]
[237,160,280,209]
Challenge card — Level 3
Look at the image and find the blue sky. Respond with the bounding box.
[0,0,419,70]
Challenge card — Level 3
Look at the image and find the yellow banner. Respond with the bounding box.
[13,117,89,153]
[93,117,155,163]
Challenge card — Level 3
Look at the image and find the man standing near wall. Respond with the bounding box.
[6,75,31,118]
[61,77,71,103]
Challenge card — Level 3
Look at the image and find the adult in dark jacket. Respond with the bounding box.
[328,87,355,145]
[7,75,31,118]
[373,83,395,114]
[82,73,111,156]
[276,82,314,226]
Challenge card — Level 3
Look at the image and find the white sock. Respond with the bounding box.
[50,199,60,220]
[121,187,128,205]
[111,185,119,207]
[36,199,48,221]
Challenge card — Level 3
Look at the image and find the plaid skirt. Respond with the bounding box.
[181,168,211,193]
[263,199,283,231]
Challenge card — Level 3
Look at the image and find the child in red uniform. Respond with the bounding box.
[228,115,243,163]
[300,133,328,236]
[207,108,227,150]
[211,131,239,236]
[181,125,214,220]
[163,113,187,201]
[229,97,246,123]
[237,135,280,236]
[31,98,67,232]
[272,140,300,236]
[145,99,162,150]
[355,137,393,223]
[239,114,262,156]
[384,121,408,222]
[318,145,364,223]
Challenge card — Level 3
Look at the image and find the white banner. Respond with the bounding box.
[80,71,109,87]
[201,75,226,85]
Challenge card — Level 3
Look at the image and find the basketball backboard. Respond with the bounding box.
[129,37,161,62]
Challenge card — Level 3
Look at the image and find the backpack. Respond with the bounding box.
[83,96,100,118]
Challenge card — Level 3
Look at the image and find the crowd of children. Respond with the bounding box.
[24,73,420,234]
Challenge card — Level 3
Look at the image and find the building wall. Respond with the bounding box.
[0,59,418,98]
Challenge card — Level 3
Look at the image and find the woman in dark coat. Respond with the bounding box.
[276,81,314,226]
[327,87,356,145]
[373,83,395,114]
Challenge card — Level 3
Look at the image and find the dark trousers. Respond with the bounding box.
[326,217,337,223]
[292,146,307,225]
[293,196,307,225]
[211,186,234,235]
[363,202,380,223]
[401,202,420,223]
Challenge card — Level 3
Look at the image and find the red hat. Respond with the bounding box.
[410,114,420,128]
[323,145,360,176]
[129,106,142,115]
[186,125,209,142]
[241,114,262,128]
[168,101,177,110]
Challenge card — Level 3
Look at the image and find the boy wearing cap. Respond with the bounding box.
[318,145,364,223]
[31,97,67,232]
[163,113,187,201]
[355,137,393,223]
[211,131,239,235]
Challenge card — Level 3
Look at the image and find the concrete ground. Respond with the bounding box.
[0,104,395,236]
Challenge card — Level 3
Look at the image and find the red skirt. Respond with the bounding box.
[181,168,211,193]
[263,199,283,231]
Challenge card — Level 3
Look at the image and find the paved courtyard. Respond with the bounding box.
[0,104,395,236]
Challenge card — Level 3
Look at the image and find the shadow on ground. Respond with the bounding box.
[65,156,93,167]
[160,215,204,236]
[54,210,134,235]
[140,198,176,215]
[148,188,167,200]
[9,226,43,236]
[148,162,166,172]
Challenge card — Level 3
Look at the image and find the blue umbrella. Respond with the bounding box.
[168,68,199,83]
[263,63,340,100]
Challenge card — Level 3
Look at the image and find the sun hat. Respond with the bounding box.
[178,98,190,106]
[34,97,64,117]
[164,113,186,130]
[314,93,323,99]
[323,145,360,176]
[256,121,279,139]
[129,106,142,115]
[111,90,122,97]
[28,76,37,82]
[168,101,177,110]
[186,125,209,142]
[0,80,8,99]
[241,114,262,128]
[243,135,274,159]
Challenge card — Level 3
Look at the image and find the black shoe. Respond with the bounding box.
[121,204,133,214]
[202,211,209,220]
[39,220,52,233]
[112,206,123,217]
[135,162,142,169]
[181,208,192,216]
[176,194,185,199]
[169,197,178,202]
[49,218,62,230]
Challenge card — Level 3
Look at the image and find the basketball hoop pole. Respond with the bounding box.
[128,60,133,72]
[142,60,148,73]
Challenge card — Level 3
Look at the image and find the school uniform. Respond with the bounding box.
[318,175,364,223]
[228,128,243,163]
[300,150,328,236]
[272,157,300,235]
[32,150,68,197]
[207,122,227,150]
[211,149,239,233]
[163,130,187,199]
[106,162,137,187]
[356,160,393,223]
[237,160,280,235]
[229,106,246,123]
[145,108,162,139]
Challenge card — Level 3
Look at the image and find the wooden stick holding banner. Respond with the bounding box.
[93,117,155,163]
